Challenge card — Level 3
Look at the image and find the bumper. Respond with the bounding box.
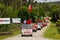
[33,30,37,32]
[21,32,32,36]
[37,28,41,30]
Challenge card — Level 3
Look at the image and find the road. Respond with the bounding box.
[4,22,53,40]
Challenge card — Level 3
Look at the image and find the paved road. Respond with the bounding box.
[4,22,53,40]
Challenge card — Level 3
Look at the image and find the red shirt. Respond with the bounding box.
[26,20,32,24]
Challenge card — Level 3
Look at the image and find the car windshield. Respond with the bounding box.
[21,24,32,29]
[37,23,41,25]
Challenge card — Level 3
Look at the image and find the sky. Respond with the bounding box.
[34,0,60,3]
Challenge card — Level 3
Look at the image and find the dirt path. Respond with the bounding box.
[4,22,53,40]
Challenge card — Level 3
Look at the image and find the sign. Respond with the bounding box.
[0,18,10,24]
[29,4,32,12]
[12,18,21,23]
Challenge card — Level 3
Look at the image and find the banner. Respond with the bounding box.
[12,18,21,23]
[0,18,10,24]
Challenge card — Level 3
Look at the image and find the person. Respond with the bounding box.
[23,19,26,24]
[26,19,32,24]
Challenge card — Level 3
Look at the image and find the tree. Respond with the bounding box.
[6,6,18,18]
[18,6,28,22]
[0,4,5,17]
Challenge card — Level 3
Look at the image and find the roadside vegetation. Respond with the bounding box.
[0,30,20,40]
[0,0,60,40]
[44,22,60,39]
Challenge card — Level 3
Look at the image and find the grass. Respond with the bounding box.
[0,30,21,40]
[44,22,60,40]
[0,24,21,40]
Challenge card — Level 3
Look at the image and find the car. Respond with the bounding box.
[33,23,37,32]
[41,22,46,27]
[43,22,47,26]
[43,21,48,26]
[44,17,49,23]
[37,23,42,30]
[21,24,33,36]
[44,22,47,26]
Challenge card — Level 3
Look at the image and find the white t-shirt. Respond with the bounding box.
[23,20,26,24]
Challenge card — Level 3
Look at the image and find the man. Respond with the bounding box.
[23,19,26,24]
[26,19,32,24]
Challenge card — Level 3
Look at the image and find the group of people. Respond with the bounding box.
[23,19,43,25]
[23,19,32,24]
[23,16,49,25]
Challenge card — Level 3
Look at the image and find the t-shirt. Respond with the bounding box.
[26,20,32,24]
[23,20,26,24]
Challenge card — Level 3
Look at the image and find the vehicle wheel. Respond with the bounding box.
[39,29,41,30]
[41,27,42,29]
[21,35,24,37]
[37,28,41,30]
[30,35,32,36]
[33,30,37,32]
[35,30,37,32]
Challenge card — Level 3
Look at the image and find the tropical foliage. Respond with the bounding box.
[0,0,60,34]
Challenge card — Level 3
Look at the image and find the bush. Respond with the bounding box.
[56,20,60,26]
[56,20,60,34]
[0,24,12,32]
[44,23,60,39]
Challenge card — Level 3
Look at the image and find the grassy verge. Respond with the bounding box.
[44,22,60,39]
[0,30,21,40]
